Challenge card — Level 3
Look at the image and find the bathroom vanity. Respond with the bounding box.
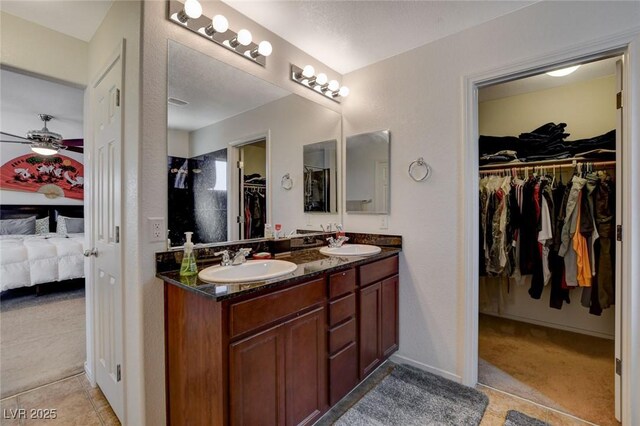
[158,242,400,426]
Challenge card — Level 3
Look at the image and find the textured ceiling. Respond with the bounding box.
[168,41,290,131]
[0,0,113,42]
[223,0,537,74]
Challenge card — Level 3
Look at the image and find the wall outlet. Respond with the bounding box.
[148,217,165,242]
[380,215,389,230]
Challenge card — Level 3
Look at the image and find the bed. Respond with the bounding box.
[0,205,85,293]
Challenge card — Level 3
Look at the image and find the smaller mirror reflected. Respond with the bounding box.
[345,130,390,214]
[303,140,337,213]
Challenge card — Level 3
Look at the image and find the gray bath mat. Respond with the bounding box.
[334,363,488,425]
[504,410,550,426]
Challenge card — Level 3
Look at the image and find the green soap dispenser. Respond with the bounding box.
[180,232,198,277]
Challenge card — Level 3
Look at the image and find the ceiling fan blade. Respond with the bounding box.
[0,131,31,143]
[65,146,84,154]
[62,138,84,147]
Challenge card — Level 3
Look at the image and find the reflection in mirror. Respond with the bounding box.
[167,40,342,246]
[345,130,390,214]
[303,140,337,213]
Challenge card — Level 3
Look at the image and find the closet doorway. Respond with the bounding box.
[234,137,268,240]
[476,56,622,426]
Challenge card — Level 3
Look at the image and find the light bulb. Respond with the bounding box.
[31,145,58,156]
[328,80,340,92]
[258,41,272,57]
[316,73,328,85]
[237,29,252,46]
[212,15,228,33]
[183,0,202,19]
[302,65,315,78]
[546,65,580,77]
[338,86,350,97]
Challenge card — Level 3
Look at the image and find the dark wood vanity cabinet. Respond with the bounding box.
[164,253,399,426]
[358,256,399,380]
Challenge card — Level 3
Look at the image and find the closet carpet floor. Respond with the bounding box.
[478,314,618,426]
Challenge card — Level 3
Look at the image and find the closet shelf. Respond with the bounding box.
[479,157,616,170]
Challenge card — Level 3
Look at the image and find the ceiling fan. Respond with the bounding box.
[0,114,83,156]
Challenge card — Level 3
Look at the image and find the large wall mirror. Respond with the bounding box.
[167,40,342,246]
[303,140,337,213]
[345,130,390,214]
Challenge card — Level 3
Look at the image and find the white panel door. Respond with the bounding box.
[91,47,124,421]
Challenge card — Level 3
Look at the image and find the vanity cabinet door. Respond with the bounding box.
[381,275,399,358]
[358,282,382,379]
[230,324,286,426]
[285,306,327,426]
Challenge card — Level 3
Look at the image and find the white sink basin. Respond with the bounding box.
[319,244,382,257]
[198,260,298,283]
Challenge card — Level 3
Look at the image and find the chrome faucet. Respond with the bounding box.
[326,236,349,248]
[232,248,252,265]
[214,250,232,266]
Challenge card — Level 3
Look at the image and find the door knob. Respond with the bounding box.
[84,248,98,257]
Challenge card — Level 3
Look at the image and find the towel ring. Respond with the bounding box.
[408,157,432,182]
[281,173,293,190]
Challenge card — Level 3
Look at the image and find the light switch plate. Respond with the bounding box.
[380,215,389,230]
[148,217,165,242]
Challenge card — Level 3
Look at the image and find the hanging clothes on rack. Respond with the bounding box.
[479,160,616,316]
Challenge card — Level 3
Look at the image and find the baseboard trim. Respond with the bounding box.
[84,362,96,387]
[390,354,462,383]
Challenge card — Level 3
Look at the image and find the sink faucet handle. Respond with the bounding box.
[214,250,231,266]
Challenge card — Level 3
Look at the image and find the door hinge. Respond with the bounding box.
[616,358,622,375]
[115,226,120,243]
[616,225,622,242]
[116,364,122,382]
[236,216,244,224]
[115,89,121,107]
[237,160,243,169]
[616,91,622,109]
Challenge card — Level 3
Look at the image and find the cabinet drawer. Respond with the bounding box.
[229,277,325,338]
[329,317,356,354]
[329,342,358,406]
[329,293,356,327]
[329,268,356,299]
[359,255,398,287]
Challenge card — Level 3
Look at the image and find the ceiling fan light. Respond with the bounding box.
[546,65,581,77]
[31,144,58,156]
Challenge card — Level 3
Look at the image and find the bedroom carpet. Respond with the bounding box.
[479,314,618,426]
[0,287,85,399]
[331,363,488,425]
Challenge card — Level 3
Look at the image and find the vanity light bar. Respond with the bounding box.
[290,64,349,103]
[168,0,272,67]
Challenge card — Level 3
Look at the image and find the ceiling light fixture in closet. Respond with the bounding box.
[546,65,581,77]
[290,64,349,103]
[168,0,272,66]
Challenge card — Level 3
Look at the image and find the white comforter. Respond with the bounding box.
[0,233,85,292]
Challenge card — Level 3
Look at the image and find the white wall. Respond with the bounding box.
[140,1,343,423]
[167,129,189,158]
[87,1,143,424]
[480,75,616,139]
[0,11,89,87]
[478,73,617,338]
[190,94,341,233]
[341,0,640,384]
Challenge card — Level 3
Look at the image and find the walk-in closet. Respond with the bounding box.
[477,56,622,426]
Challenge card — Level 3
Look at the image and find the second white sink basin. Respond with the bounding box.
[198,260,298,283]
[319,244,382,257]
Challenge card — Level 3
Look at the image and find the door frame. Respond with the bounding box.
[84,40,126,413]
[461,30,640,425]
[227,131,271,241]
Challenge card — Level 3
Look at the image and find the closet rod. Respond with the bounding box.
[479,158,615,171]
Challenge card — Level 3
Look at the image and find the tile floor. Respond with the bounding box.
[478,384,599,426]
[0,374,119,426]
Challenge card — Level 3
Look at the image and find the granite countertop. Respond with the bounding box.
[157,246,401,301]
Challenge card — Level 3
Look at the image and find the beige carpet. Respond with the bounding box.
[1,287,86,399]
[479,314,618,426]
